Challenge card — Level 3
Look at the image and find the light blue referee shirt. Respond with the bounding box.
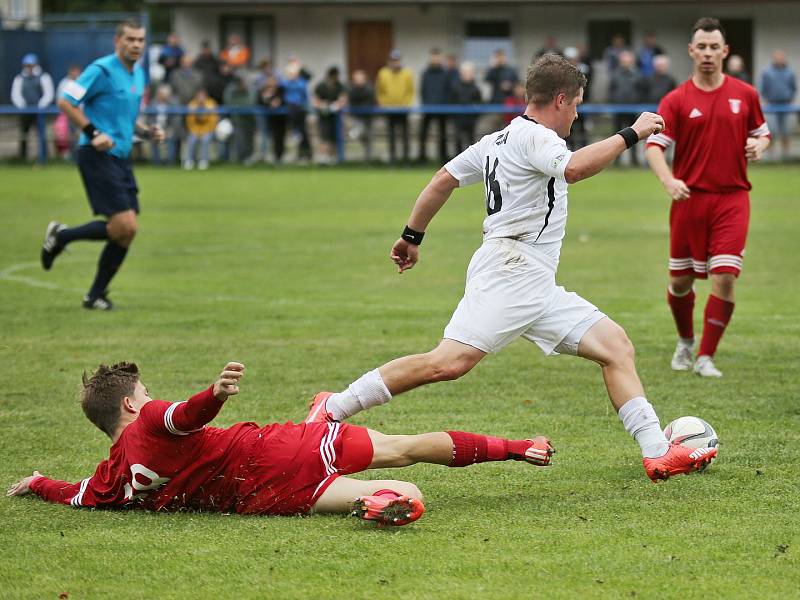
[61,53,145,159]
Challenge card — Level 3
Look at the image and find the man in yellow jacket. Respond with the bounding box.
[376,50,414,164]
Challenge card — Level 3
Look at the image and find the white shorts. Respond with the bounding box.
[443,238,606,356]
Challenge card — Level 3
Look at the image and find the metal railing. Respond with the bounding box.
[2,103,797,163]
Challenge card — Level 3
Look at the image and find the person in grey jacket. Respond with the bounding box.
[448,62,482,153]
[645,55,677,104]
[168,55,202,105]
[760,50,796,160]
[609,50,646,165]
[223,75,257,163]
[147,83,181,165]
[11,53,54,161]
[418,49,450,163]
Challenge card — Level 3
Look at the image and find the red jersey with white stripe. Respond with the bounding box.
[646,76,769,192]
[29,388,357,515]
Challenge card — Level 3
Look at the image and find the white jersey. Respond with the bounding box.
[444,115,572,264]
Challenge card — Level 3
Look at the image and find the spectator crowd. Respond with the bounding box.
[9,31,799,165]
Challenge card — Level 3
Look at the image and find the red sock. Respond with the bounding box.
[446,431,519,467]
[667,287,695,340]
[699,295,735,357]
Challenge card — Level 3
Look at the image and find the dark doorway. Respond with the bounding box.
[588,20,632,62]
[721,18,753,81]
[347,21,393,81]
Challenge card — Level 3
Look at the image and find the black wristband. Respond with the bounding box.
[82,123,100,139]
[401,225,425,246]
[617,127,639,149]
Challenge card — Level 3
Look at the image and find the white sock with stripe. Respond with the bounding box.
[618,396,670,459]
[327,369,392,421]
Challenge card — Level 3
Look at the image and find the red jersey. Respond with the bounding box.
[30,387,361,515]
[646,76,769,193]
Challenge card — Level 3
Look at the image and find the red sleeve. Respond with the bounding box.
[29,459,123,508]
[142,386,225,437]
[29,475,83,506]
[646,91,677,149]
[747,87,770,138]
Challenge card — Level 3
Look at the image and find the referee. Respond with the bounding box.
[41,20,163,310]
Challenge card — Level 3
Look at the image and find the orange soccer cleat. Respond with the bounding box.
[351,494,425,527]
[643,443,717,482]
[305,392,337,424]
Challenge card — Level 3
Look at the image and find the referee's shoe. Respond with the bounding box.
[83,292,113,311]
[40,221,66,270]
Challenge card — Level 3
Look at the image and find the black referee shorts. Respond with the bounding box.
[77,145,140,217]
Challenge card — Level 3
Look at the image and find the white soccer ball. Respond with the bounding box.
[149,62,165,83]
[215,118,234,142]
[664,416,718,471]
[664,416,718,466]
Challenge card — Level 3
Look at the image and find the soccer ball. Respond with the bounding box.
[664,416,718,467]
[664,416,718,470]
[215,118,234,142]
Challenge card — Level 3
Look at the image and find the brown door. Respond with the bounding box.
[347,21,393,81]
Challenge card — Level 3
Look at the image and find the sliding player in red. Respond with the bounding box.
[6,361,553,527]
[645,17,770,377]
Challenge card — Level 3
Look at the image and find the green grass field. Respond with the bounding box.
[1,163,798,599]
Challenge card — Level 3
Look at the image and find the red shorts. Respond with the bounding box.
[669,189,749,279]
[236,421,373,516]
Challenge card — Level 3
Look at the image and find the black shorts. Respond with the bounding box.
[318,115,338,143]
[77,146,139,217]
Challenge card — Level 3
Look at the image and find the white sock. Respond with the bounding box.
[618,396,669,458]
[326,369,392,420]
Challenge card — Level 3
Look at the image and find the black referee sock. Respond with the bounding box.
[57,220,108,246]
[88,241,128,299]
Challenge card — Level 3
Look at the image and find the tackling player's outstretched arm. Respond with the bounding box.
[8,471,90,505]
[9,461,115,508]
[564,112,665,183]
[390,167,460,273]
[167,362,245,433]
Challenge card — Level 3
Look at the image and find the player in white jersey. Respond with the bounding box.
[308,55,716,482]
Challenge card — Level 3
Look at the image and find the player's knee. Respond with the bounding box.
[613,328,636,366]
[602,322,635,367]
[426,343,483,382]
[711,274,735,299]
[670,275,694,295]
[109,221,137,245]
[427,355,470,382]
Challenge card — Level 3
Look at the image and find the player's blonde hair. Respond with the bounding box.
[81,362,140,438]
[525,54,586,107]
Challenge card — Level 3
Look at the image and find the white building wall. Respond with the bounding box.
[173,2,800,102]
[0,0,41,29]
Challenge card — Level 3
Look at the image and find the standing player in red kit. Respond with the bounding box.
[646,17,770,378]
[6,361,554,526]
